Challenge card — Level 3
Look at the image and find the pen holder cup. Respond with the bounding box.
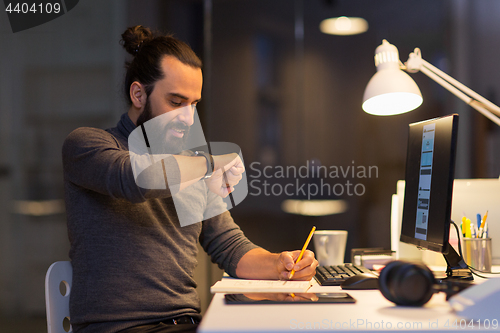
[462,238,492,273]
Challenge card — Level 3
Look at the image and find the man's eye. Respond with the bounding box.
[171,101,182,107]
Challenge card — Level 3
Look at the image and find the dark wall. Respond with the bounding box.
[205,0,452,258]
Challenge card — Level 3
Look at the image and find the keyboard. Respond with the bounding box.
[314,263,376,286]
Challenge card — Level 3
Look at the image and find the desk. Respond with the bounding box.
[198,279,500,332]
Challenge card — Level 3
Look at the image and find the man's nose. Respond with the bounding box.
[178,105,195,127]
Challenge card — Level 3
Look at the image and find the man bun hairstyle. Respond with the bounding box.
[120,25,202,105]
[121,25,153,56]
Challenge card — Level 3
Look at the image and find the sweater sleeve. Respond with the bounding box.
[62,127,181,203]
[199,193,260,277]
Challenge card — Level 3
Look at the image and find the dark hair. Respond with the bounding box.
[120,25,202,104]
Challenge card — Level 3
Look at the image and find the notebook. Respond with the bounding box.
[210,278,313,293]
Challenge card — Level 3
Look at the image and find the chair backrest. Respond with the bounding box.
[45,261,73,333]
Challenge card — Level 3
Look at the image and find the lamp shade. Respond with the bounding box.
[362,40,423,116]
[362,70,423,115]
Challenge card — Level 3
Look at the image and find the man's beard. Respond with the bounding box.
[136,98,190,154]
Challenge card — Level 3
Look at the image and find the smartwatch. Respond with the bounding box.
[194,151,214,179]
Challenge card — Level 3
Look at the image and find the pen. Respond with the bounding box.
[478,211,488,238]
[289,226,316,279]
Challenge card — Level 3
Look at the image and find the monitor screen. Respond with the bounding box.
[400,114,459,254]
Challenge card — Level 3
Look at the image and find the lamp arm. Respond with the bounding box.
[419,63,500,127]
[405,49,500,126]
[420,58,500,117]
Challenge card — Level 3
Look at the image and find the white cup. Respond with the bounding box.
[313,230,348,266]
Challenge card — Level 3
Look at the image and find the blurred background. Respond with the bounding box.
[1,0,500,331]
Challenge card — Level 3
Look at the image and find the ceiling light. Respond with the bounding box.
[320,16,368,36]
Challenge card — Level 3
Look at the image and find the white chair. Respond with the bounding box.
[45,261,73,333]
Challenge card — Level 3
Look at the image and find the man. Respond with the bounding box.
[62,25,318,333]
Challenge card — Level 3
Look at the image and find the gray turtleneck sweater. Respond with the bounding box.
[62,112,258,333]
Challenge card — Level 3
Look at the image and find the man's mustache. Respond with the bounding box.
[167,122,190,132]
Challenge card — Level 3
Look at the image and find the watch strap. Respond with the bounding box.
[195,151,214,179]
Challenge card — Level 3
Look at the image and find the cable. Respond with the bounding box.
[467,267,491,279]
[450,221,463,257]
[468,265,500,275]
[451,220,500,278]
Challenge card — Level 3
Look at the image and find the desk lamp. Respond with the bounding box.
[362,40,500,127]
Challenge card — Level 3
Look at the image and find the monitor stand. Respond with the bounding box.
[441,241,473,281]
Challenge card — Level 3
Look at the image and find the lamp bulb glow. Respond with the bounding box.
[362,92,423,116]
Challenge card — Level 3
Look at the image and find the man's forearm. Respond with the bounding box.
[172,155,207,190]
[173,153,242,192]
[235,248,280,280]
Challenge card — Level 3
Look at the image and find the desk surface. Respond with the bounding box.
[198,279,500,333]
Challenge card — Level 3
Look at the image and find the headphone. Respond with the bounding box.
[378,260,473,306]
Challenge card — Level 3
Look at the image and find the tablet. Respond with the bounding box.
[224,292,356,304]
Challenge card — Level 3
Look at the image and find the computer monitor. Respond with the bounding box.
[400,114,472,280]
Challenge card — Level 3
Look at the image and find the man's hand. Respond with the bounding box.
[276,250,318,281]
[205,153,245,198]
[235,248,318,281]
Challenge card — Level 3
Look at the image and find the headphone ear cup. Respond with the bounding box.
[378,260,406,304]
[379,261,436,306]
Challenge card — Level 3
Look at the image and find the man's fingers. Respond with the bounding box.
[278,251,295,271]
[290,249,303,261]
[293,250,315,267]
[289,260,319,280]
[288,251,318,280]
[218,154,243,171]
[225,172,242,185]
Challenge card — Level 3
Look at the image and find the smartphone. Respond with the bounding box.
[224,292,356,305]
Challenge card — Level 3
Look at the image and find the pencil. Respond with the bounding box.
[222,171,235,208]
[289,226,316,279]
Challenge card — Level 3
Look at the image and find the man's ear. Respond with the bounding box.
[130,81,146,109]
